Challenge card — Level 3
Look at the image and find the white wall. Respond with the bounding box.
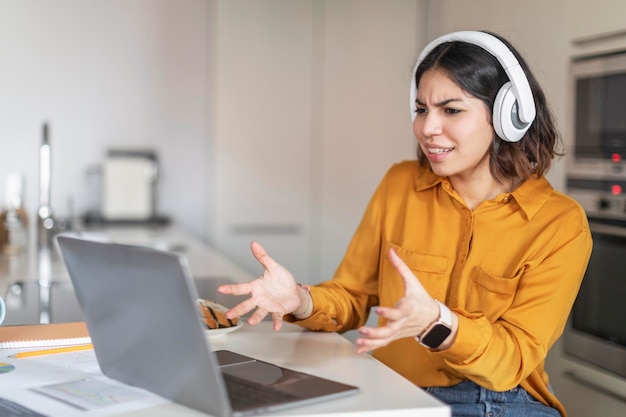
[0,0,209,238]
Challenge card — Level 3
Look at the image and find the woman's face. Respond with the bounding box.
[413,69,495,182]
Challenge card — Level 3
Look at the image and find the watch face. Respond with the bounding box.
[421,323,452,348]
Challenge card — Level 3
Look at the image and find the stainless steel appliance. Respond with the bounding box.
[565,50,626,381]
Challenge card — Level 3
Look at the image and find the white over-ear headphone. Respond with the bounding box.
[410,31,536,143]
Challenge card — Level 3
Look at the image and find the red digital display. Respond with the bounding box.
[611,184,622,195]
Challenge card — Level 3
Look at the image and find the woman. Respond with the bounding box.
[218,30,592,417]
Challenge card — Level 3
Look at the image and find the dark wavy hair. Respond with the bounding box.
[414,31,564,181]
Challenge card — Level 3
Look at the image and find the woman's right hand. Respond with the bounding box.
[217,241,304,331]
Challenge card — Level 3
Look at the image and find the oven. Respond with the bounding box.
[563,218,626,379]
[565,50,626,381]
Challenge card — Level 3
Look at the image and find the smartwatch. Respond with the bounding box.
[416,300,452,349]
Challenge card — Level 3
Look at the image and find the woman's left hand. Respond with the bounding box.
[355,248,443,354]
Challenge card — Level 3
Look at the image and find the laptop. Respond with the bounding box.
[56,235,358,417]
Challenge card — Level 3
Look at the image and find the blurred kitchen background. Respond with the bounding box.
[1,2,626,415]
[4,0,622,282]
[0,0,421,283]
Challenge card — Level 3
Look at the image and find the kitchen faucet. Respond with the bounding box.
[37,122,55,323]
[37,122,55,251]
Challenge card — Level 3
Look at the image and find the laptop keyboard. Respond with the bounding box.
[223,374,299,409]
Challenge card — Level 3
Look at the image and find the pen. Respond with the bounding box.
[9,344,94,359]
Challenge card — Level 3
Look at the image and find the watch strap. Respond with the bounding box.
[435,300,452,327]
[415,300,452,348]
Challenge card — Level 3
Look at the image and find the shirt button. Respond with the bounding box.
[502,196,510,202]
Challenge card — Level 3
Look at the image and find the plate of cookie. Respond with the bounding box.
[197,299,243,338]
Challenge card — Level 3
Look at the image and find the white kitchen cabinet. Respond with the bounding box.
[207,0,420,282]
[208,0,314,280]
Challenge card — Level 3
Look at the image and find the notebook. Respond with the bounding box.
[56,235,358,417]
[0,322,91,349]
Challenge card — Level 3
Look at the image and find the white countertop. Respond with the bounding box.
[0,322,450,417]
[0,226,450,417]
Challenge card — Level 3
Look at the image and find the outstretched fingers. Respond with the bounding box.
[271,312,285,332]
[247,306,269,325]
[223,297,257,320]
[388,248,427,297]
[218,242,300,330]
[251,241,279,272]
[218,282,253,296]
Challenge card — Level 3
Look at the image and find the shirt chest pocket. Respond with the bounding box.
[386,243,448,301]
[466,267,522,321]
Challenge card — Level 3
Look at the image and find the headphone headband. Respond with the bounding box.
[410,31,536,142]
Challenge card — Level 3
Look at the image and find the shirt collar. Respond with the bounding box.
[413,165,443,192]
[510,176,554,220]
[413,166,554,221]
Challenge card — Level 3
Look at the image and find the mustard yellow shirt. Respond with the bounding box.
[291,160,592,417]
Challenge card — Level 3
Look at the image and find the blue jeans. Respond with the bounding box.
[426,381,561,417]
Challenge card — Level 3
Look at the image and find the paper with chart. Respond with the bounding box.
[31,376,163,412]
[0,349,167,417]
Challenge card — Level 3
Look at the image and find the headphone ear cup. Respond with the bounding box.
[492,82,531,143]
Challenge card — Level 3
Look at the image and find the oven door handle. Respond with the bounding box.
[588,220,626,237]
